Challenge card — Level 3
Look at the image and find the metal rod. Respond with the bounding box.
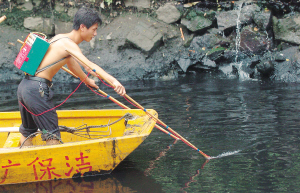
[60,66,179,140]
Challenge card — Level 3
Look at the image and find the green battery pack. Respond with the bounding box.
[14,33,50,76]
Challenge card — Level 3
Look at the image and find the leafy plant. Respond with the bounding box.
[2,7,32,30]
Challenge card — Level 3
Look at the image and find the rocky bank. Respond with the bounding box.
[2,0,300,83]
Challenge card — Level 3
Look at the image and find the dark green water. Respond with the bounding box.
[1,73,300,192]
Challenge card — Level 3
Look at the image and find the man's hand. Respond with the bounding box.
[113,80,126,96]
[84,78,99,90]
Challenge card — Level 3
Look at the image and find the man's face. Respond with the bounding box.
[81,23,98,42]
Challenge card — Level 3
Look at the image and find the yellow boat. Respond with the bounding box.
[0,109,157,185]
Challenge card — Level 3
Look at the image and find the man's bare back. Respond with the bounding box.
[36,34,74,81]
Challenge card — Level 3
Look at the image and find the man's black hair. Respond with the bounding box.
[73,7,102,30]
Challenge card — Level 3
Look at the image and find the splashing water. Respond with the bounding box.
[219,62,251,81]
[235,3,243,63]
[219,2,252,81]
[208,150,241,160]
[236,62,251,81]
[235,2,243,63]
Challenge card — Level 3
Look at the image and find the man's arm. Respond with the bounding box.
[66,57,99,89]
[65,43,126,96]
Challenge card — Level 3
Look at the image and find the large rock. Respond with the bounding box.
[273,14,300,45]
[181,10,215,33]
[67,7,79,17]
[126,21,163,55]
[177,58,191,72]
[216,4,259,32]
[55,3,65,12]
[181,16,212,33]
[252,9,272,31]
[24,17,54,35]
[256,60,275,77]
[202,57,216,68]
[239,26,271,55]
[217,10,240,31]
[206,46,226,61]
[21,1,34,11]
[188,34,229,63]
[55,21,73,34]
[192,57,218,71]
[124,0,150,9]
[272,47,300,82]
[156,3,181,24]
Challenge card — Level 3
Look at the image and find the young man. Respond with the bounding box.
[17,7,126,146]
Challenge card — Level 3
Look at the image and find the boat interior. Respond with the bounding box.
[0,109,157,150]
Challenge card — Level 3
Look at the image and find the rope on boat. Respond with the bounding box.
[20,129,64,149]
[58,113,134,139]
[19,113,133,148]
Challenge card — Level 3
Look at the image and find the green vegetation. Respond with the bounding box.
[2,7,31,30]
[184,9,216,21]
[2,5,72,30]
[206,46,226,55]
[185,10,198,20]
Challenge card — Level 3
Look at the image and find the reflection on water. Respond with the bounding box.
[2,73,300,192]
[144,139,179,177]
[0,160,163,193]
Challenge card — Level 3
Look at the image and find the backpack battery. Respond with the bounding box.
[14,33,50,76]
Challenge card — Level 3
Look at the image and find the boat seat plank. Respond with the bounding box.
[3,132,21,148]
[0,127,19,132]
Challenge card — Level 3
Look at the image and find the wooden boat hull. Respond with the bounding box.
[0,109,157,185]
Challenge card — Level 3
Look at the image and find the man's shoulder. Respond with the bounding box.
[50,35,74,44]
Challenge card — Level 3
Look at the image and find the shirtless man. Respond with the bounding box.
[17,7,126,146]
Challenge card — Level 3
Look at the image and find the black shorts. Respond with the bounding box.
[17,78,60,138]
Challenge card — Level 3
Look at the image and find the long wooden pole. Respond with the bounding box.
[65,49,211,159]
[60,66,180,141]
[0,15,6,23]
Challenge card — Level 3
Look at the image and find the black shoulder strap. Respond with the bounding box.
[35,37,72,75]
